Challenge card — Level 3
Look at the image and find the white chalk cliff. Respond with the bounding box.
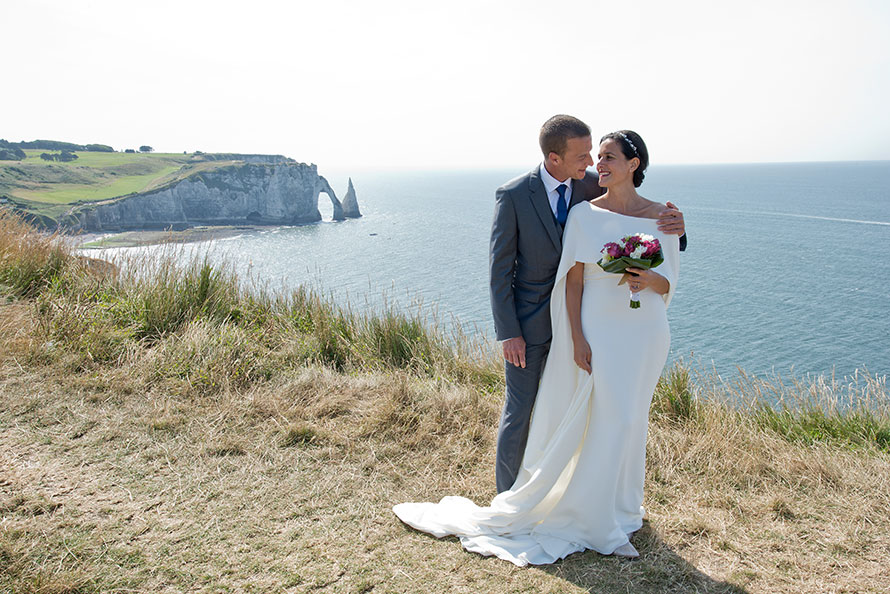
[65,161,359,232]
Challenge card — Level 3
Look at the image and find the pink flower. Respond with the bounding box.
[641,239,661,258]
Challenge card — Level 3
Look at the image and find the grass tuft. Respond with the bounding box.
[720,369,890,451]
[653,360,698,422]
[1,493,61,516]
[206,441,246,457]
[0,211,76,298]
[280,422,322,447]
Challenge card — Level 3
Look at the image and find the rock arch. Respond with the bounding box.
[315,176,345,221]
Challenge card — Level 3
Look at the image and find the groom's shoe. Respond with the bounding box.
[612,542,639,558]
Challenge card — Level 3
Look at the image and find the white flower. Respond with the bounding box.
[630,245,645,259]
[638,233,655,242]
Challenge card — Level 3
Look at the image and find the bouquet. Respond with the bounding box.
[597,234,663,309]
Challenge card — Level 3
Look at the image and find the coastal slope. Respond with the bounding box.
[0,146,360,231]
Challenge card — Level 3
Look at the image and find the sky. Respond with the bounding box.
[4,0,890,170]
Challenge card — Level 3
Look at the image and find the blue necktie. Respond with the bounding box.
[556,184,568,226]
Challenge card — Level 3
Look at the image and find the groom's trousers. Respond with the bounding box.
[495,341,551,493]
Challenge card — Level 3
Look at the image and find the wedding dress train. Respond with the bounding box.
[394,203,680,566]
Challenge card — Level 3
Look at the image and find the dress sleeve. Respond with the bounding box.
[659,233,680,309]
[521,206,597,464]
[555,205,601,283]
[549,205,601,352]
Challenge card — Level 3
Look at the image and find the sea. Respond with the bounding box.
[84,161,890,382]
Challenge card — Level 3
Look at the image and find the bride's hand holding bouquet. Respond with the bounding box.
[621,266,669,298]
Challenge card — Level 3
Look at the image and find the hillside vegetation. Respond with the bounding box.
[1,211,889,593]
[0,150,236,223]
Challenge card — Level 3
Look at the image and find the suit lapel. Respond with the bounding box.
[571,171,601,207]
[528,168,562,251]
[569,177,589,209]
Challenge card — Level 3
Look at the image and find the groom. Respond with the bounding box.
[489,115,686,493]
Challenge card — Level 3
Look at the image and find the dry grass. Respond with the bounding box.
[3,345,888,593]
[2,211,889,593]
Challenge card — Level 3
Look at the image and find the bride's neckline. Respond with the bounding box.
[587,201,660,221]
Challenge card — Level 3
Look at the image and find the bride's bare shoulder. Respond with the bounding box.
[637,198,667,219]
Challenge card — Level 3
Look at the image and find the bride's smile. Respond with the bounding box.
[596,138,639,188]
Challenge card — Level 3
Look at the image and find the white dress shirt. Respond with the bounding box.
[539,163,573,217]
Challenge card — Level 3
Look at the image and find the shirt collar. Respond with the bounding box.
[539,162,572,194]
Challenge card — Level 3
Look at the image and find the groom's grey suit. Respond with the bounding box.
[490,167,604,493]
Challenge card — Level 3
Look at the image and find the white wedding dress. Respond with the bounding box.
[393,203,680,566]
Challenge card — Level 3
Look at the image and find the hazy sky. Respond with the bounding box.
[5,0,890,169]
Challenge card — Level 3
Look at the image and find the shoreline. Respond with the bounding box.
[75,225,267,249]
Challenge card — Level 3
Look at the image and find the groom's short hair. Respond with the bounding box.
[539,115,591,158]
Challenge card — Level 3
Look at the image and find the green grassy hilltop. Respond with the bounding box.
[0,149,237,224]
[1,211,889,593]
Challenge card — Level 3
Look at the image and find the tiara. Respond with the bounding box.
[617,132,639,157]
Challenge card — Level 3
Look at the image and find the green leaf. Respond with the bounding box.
[597,252,664,274]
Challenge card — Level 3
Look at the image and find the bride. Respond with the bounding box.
[393,130,680,566]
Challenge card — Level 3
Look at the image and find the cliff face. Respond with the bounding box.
[65,162,359,232]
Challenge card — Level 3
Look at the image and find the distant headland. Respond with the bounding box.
[0,139,360,233]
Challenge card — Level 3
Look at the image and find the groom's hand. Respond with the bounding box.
[657,202,685,236]
[503,336,527,368]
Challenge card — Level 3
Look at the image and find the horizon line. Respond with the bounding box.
[321,158,890,173]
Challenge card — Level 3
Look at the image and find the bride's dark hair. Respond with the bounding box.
[600,130,648,187]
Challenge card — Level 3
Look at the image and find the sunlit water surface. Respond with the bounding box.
[85,161,890,382]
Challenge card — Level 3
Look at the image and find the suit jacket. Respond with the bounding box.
[489,167,604,346]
